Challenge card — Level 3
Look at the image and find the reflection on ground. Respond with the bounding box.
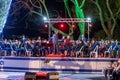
[0,72,105,80]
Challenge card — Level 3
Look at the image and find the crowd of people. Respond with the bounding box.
[103,59,120,80]
[0,34,120,58]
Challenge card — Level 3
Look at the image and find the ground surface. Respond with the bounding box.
[0,72,105,80]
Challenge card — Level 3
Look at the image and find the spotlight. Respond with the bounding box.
[43,17,47,21]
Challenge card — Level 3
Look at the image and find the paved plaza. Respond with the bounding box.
[0,72,105,80]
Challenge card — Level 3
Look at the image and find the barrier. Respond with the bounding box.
[0,56,118,73]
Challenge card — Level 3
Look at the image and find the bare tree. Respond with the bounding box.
[91,0,120,39]
[10,0,70,39]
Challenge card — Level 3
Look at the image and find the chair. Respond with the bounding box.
[0,46,7,56]
[25,46,32,57]
[10,44,17,56]
[90,45,98,58]
[75,46,84,58]
[104,45,112,57]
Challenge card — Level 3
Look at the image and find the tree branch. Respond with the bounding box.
[31,11,43,16]
[64,0,72,18]
[29,0,42,12]
[79,0,86,8]
[10,1,31,16]
[92,0,110,36]
[106,0,116,34]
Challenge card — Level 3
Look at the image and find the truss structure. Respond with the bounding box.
[44,18,91,40]
[44,18,91,23]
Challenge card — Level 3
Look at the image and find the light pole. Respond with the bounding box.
[43,17,51,39]
[87,18,91,42]
[88,22,90,42]
[48,23,51,39]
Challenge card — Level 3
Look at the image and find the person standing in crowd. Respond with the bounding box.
[20,35,26,43]
[52,31,58,54]
[64,35,71,56]
[81,34,86,42]
[112,58,120,80]
[103,60,116,80]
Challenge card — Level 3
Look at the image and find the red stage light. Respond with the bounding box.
[89,23,93,28]
[72,24,75,28]
[45,24,48,28]
[60,24,64,28]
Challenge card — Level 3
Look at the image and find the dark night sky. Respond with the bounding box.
[3,0,65,39]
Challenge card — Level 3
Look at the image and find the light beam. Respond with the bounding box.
[0,0,12,32]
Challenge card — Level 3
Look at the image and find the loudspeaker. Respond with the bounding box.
[36,72,48,80]
[48,72,59,80]
[36,72,59,80]
[24,72,36,80]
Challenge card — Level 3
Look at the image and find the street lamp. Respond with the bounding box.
[87,17,91,42]
[43,17,51,39]
[43,17,47,21]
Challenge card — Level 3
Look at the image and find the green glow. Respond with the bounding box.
[0,0,12,32]
[64,0,74,40]
[64,0,85,39]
